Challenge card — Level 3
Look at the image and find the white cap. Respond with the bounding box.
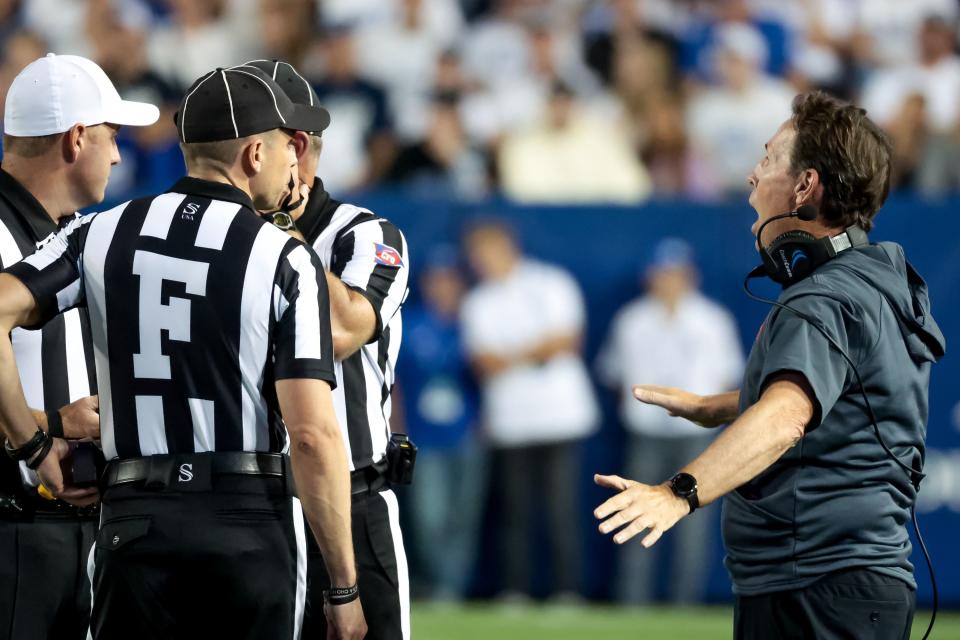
[3,53,160,137]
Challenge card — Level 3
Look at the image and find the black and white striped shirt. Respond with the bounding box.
[0,168,97,494]
[297,186,409,471]
[6,177,336,461]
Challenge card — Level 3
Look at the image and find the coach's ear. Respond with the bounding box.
[62,123,86,164]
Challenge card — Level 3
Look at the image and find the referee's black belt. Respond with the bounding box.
[104,452,294,494]
[350,459,388,498]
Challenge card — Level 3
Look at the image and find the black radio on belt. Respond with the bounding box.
[71,442,106,488]
[385,433,417,485]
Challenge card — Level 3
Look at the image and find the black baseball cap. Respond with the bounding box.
[241,59,328,124]
[175,66,330,143]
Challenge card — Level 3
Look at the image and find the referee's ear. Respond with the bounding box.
[291,131,311,162]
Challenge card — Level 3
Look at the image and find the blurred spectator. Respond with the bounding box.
[0,0,24,50]
[861,16,960,195]
[355,0,464,141]
[258,0,318,68]
[612,35,688,194]
[685,23,793,196]
[0,29,44,121]
[851,0,958,68]
[398,247,486,601]
[498,81,652,203]
[680,0,791,82]
[461,220,599,600]
[597,238,743,604]
[310,27,397,194]
[385,91,490,199]
[147,0,258,91]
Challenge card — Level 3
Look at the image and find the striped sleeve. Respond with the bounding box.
[330,218,410,341]
[4,215,94,328]
[271,241,337,386]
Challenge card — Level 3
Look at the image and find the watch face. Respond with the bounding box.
[672,473,697,496]
[271,212,295,230]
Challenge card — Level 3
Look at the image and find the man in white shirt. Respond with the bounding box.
[597,238,743,603]
[461,220,598,600]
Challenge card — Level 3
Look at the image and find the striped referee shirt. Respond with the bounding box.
[0,168,96,494]
[5,177,336,461]
[297,184,409,471]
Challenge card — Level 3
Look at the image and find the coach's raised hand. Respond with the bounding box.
[632,385,741,428]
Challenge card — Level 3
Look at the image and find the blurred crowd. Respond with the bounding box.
[2,0,960,203]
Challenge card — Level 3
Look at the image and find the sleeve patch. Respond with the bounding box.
[374,242,403,267]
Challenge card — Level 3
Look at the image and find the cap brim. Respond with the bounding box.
[103,99,161,127]
[284,104,330,134]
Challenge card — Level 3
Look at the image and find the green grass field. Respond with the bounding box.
[412,603,960,639]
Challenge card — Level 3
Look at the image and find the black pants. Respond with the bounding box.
[302,488,409,640]
[498,442,581,594]
[90,476,305,640]
[735,568,916,640]
[0,514,96,640]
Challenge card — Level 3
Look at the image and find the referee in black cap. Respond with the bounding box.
[242,59,412,640]
[0,66,365,639]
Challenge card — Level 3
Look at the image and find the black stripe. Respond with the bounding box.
[40,315,69,411]
[378,326,390,410]
[342,353,373,467]
[331,228,356,278]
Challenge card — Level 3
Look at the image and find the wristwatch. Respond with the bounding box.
[669,472,700,513]
[261,211,296,231]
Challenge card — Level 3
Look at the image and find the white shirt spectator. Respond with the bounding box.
[461,259,599,447]
[686,78,794,194]
[856,0,958,66]
[861,55,960,134]
[597,292,744,437]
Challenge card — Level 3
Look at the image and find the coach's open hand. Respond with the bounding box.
[594,474,689,548]
[633,384,740,428]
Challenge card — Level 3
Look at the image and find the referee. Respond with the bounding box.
[0,66,365,639]
[244,59,412,640]
[0,53,158,639]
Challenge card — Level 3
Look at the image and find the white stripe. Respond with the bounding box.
[56,278,82,312]
[194,200,240,251]
[272,60,279,79]
[11,326,44,409]
[0,219,23,266]
[292,497,307,640]
[229,69,285,123]
[273,284,289,322]
[239,225,290,450]
[179,69,218,143]
[63,309,91,401]
[286,245,323,360]
[139,192,187,240]
[339,221,384,290]
[221,70,239,139]
[362,345,388,461]
[380,490,410,640]
[189,398,216,452]
[135,395,168,455]
[22,215,90,271]
[83,204,127,460]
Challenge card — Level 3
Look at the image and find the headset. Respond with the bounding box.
[746,205,937,640]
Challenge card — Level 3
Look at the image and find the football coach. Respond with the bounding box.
[593,91,945,639]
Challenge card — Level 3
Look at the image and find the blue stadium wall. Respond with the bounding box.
[353,192,960,607]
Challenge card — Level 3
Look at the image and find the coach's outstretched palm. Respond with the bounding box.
[632,385,740,428]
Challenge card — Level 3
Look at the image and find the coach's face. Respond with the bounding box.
[71,123,121,209]
[747,122,801,248]
[248,128,299,211]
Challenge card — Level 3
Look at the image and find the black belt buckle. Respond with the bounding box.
[0,494,25,518]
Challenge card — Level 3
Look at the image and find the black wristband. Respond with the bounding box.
[4,429,48,461]
[46,409,64,439]
[323,584,359,606]
[25,435,54,470]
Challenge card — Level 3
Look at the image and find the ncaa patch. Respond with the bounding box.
[374,243,403,267]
